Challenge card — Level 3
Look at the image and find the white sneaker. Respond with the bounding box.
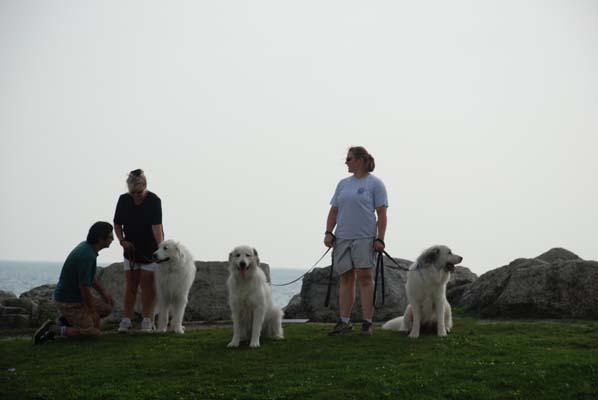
[118,318,132,333]
[140,318,155,333]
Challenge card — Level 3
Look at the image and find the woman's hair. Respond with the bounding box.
[86,221,113,244]
[349,146,375,172]
[126,168,147,189]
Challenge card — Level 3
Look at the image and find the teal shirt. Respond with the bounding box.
[53,242,98,303]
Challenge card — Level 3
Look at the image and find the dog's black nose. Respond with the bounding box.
[239,261,247,268]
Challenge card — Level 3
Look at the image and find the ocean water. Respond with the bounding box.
[0,260,304,308]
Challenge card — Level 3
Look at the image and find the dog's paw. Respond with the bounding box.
[437,330,448,337]
[227,340,240,348]
[408,332,420,339]
[174,326,185,334]
[249,340,260,348]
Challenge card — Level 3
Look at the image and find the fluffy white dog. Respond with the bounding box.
[152,240,196,334]
[382,245,463,338]
[226,245,284,348]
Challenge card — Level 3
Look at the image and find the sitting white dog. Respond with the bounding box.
[152,240,196,334]
[382,245,463,338]
[226,245,284,348]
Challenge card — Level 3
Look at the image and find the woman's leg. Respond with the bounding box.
[123,269,140,318]
[339,269,357,319]
[140,269,156,319]
[356,267,374,321]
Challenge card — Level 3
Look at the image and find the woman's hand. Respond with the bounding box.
[324,233,335,248]
[373,238,385,252]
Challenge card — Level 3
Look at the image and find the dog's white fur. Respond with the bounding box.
[152,240,196,334]
[382,245,463,338]
[226,245,284,348]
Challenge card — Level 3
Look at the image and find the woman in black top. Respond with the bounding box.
[113,169,163,333]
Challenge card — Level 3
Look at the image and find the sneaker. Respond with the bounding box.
[328,320,353,336]
[361,320,374,336]
[33,320,56,345]
[140,318,154,333]
[118,318,132,333]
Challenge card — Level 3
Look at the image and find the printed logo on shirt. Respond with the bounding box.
[357,187,365,194]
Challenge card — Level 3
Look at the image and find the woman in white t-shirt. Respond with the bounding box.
[324,146,388,336]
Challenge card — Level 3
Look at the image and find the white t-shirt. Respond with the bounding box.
[330,174,388,240]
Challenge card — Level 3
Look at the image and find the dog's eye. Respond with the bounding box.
[164,246,168,250]
[235,254,240,258]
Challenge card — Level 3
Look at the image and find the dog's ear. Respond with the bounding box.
[253,248,260,266]
[228,251,233,263]
[424,247,440,264]
[176,242,183,260]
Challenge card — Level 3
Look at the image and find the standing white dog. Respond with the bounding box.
[152,240,196,334]
[226,245,284,348]
[382,245,463,338]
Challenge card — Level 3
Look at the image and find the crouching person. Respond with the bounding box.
[33,221,115,344]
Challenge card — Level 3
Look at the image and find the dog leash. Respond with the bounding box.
[271,247,332,287]
[373,252,386,309]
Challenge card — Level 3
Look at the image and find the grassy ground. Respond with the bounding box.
[1,313,598,400]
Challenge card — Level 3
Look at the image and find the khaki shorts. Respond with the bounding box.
[332,238,376,276]
[54,296,112,336]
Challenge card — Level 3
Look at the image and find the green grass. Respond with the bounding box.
[1,314,598,400]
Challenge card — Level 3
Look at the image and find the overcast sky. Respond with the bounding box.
[1,0,596,275]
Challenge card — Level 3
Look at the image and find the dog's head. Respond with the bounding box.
[153,240,184,264]
[418,245,463,272]
[228,245,260,279]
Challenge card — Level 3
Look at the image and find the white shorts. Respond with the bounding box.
[123,258,158,272]
[332,238,376,276]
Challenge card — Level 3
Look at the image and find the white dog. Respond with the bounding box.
[382,245,463,338]
[226,245,284,348]
[152,240,197,334]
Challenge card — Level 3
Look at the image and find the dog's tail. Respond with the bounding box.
[381,316,404,331]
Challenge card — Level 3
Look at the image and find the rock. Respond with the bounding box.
[0,313,29,329]
[0,290,17,303]
[283,257,477,322]
[19,284,57,326]
[460,248,598,319]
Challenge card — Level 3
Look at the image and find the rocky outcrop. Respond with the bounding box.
[283,257,477,322]
[2,261,272,329]
[459,248,598,319]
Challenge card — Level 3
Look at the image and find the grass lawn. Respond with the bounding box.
[1,313,598,400]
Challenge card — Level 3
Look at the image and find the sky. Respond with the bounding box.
[1,0,597,276]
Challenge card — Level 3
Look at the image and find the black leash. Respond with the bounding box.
[324,247,335,307]
[271,247,332,287]
[373,252,385,309]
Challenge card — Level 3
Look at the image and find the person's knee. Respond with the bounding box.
[356,270,374,285]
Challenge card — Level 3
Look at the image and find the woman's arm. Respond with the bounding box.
[152,224,164,244]
[374,206,387,251]
[324,206,339,247]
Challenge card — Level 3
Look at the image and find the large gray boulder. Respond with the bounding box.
[459,248,598,319]
[283,257,477,322]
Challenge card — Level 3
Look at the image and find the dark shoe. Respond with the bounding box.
[328,320,353,336]
[57,315,71,327]
[361,320,373,336]
[33,320,56,345]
